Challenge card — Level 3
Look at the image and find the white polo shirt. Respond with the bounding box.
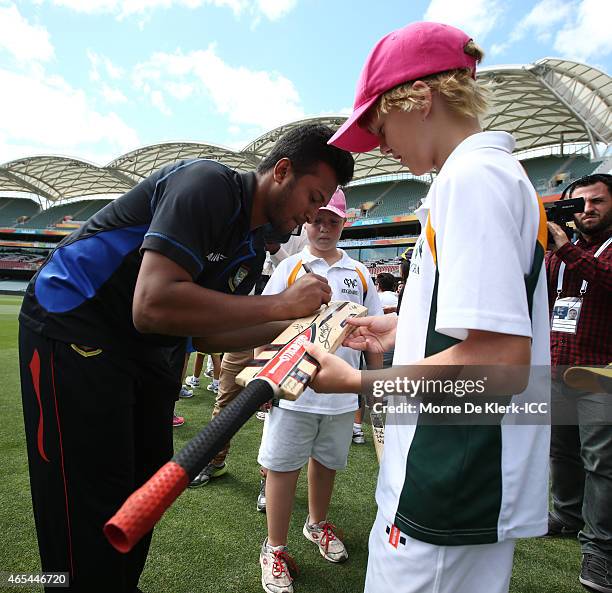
[263,246,383,415]
[380,131,551,546]
[378,290,399,309]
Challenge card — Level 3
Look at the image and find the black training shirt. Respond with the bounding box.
[20,159,265,360]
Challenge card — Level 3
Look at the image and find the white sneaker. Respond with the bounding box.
[303,517,348,563]
[207,382,218,393]
[185,375,200,388]
[260,538,296,593]
[179,387,193,398]
[352,428,365,444]
[256,410,267,421]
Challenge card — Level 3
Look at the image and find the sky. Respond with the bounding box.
[0,0,610,167]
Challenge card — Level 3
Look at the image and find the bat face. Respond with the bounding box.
[236,301,367,400]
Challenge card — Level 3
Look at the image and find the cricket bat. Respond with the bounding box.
[236,300,368,400]
[369,408,385,463]
[104,300,367,553]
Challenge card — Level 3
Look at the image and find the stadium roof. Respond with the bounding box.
[0,57,610,202]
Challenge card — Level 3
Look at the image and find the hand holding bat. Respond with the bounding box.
[302,342,360,394]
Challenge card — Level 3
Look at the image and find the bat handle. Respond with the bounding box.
[104,379,275,553]
[103,461,189,553]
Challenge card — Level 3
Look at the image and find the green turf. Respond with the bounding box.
[0,294,583,592]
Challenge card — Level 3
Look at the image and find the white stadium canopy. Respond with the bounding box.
[1,58,610,202]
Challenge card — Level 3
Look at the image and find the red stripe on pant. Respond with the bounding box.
[29,349,49,463]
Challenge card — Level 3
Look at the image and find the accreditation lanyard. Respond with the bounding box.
[551,236,612,334]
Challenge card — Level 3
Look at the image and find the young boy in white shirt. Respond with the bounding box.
[258,188,383,593]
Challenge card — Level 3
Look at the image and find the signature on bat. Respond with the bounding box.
[318,323,331,349]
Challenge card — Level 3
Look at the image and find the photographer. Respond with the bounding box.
[545,173,612,593]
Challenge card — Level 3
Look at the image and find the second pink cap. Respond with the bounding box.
[320,188,346,218]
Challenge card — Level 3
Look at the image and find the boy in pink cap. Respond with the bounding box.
[257,188,384,593]
[306,22,551,593]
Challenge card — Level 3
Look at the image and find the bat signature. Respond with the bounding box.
[318,323,331,349]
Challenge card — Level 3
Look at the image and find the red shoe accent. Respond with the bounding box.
[271,549,299,580]
[320,522,343,555]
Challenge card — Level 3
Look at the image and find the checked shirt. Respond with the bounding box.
[545,231,612,367]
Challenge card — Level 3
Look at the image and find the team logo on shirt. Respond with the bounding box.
[229,265,249,291]
[342,277,359,296]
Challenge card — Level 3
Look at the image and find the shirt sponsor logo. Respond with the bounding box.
[229,265,249,292]
[342,277,359,296]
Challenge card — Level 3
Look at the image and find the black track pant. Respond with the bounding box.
[19,325,182,593]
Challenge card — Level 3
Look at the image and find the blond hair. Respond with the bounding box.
[372,40,488,121]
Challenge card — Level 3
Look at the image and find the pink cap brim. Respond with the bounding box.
[320,205,346,218]
[329,96,381,153]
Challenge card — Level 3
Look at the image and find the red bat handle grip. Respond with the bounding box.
[104,461,189,553]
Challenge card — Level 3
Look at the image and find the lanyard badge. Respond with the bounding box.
[551,296,583,334]
[551,236,612,335]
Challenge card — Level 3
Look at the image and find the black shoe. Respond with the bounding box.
[188,463,227,488]
[580,554,612,593]
[545,513,580,538]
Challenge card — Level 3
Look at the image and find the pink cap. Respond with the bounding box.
[329,22,477,153]
[320,188,346,218]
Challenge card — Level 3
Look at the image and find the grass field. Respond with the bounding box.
[0,294,584,593]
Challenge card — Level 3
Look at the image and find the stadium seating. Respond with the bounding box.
[73,199,113,221]
[344,184,389,212]
[372,182,428,217]
[344,180,429,218]
[521,156,569,193]
[21,199,112,229]
[0,198,40,227]
[522,155,599,195]
[564,156,599,184]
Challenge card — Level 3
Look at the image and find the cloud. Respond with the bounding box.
[554,0,612,62]
[490,0,611,61]
[256,0,296,21]
[150,89,172,115]
[0,2,54,63]
[87,50,124,82]
[0,66,139,164]
[423,0,503,40]
[489,42,509,57]
[47,0,295,21]
[101,83,128,104]
[511,0,574,41]
[491,0,573,56]
[133,46,304,130]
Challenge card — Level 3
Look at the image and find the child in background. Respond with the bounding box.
[258,189,383,593]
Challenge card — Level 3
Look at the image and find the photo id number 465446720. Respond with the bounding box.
[0,572,69,588]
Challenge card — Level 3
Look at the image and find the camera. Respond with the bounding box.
[544,196,585,240]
